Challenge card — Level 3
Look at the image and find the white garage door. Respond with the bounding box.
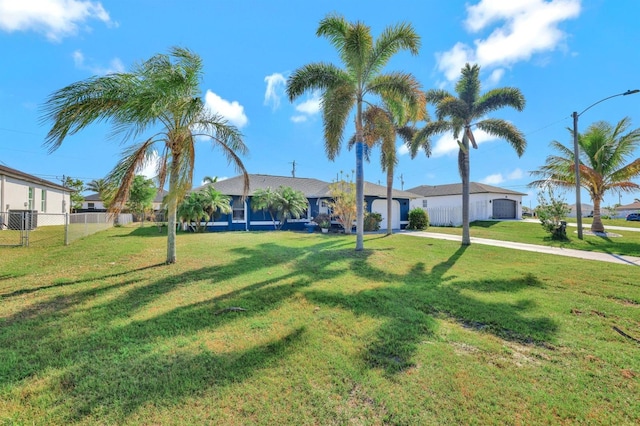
[492,199,516,219]
[371,199,400,229]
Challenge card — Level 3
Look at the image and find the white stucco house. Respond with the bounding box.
[407,182,526,226]
[615,201,640,219]
[0,164,71,227]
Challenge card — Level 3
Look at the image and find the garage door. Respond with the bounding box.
[371,199,400,229]
[492,199,516,219]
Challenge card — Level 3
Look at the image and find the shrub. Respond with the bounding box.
[312,213,332,229]
[407,208,429,230]
[537,186,570,240]
[364,212,382,231]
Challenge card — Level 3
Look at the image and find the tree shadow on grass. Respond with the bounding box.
[305,246,558,374]
[0,237,365,422]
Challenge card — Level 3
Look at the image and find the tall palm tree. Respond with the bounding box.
[530,117,640,233]
[411,63,526,245]
[352,97,425,235]
[286,13,422,250]
[41,47,249,263]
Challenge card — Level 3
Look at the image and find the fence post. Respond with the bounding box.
[64,213,69,245]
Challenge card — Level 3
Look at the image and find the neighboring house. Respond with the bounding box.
[615,201,640,219]
[0,164,71,227]
[407,182,526,226]
[80,189,168,215]
[566,203,594,219]
[194,174,418,231]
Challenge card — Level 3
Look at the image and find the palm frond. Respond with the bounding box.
[455,63,481,106]
[286,63,348,101]
[366,22,420,77]
[475,87,525,116]
[322,84,356,159]
[476,118,527,157]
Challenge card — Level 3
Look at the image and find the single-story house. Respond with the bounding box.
[566,203,594,218]
[0,164,71,228]
[615,201,640,219]
[407,182,527,226]
[193,174,418,231]
[80,189,168,217]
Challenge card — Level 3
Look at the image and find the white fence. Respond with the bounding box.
[426,201,489,227]
[0,211,133,247]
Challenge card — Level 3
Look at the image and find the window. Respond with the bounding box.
[88,203,95,210]
[41,189,47,212]
[232,198,245,221]
[28,187,34,210]
[422,199,428,208]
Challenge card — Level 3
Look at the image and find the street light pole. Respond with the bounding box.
[572,89,639,239]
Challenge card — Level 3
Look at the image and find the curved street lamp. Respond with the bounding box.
[572,89,639,239]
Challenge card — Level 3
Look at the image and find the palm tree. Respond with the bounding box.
[530,117,640,233]
[411,63,526,245]
[199,185,232,220]
[86,177,116,209]
[177,192,209,233]
[41,47,249,263]
[353,98,424,235]
[286,14,422,250]
[251,186,308,230]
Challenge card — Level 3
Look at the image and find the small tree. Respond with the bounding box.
[364,212,383,232]
[328,175,357,234]
[251,186,308,230]
[177,192,209,232]
[127,175,157,226]
[536,185,570,240]
[62,176,84,212]
[407,208,429,230]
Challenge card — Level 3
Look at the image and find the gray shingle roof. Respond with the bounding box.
[407,182,526,197]
[0,164,70,192]
[195,174,418,199]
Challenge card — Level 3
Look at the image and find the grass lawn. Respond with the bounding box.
[425,220,640,257]
[1,226,639,424]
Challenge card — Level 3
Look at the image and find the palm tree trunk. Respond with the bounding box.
[355,102,364,251]
[591,196,605,233]
[386,167,393,235]
[166,161,180,264]
[460,135,471,245]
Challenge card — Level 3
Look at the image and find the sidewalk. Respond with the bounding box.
[399,231,640,266]
[522,218,640,233]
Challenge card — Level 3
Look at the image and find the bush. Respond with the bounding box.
[312,213,332,229]
[407,208,429,230]
[537,186,570,240]
[364,212,382,231]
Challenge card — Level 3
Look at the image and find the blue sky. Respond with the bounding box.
[1,0,639,208]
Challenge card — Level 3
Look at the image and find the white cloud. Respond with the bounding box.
[398,144,410,156]
[295,91,321,115]
[290,115,307,123]
[436,0,581,83]
[507,168,524,180]
[481,173,505,185]
[264,73,286,110]
[0,0,112,42]
[73,49,124,75]
[137,150,160,180]
[431,128,495,157]
[480,168,524,185]
[204,90,248,129]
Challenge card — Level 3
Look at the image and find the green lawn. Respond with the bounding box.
[1,226,639,424]
[425,220,640,257]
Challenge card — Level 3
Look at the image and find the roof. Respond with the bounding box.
[407,182,527,197]
[84,188,168,202]
[196,174,418,199]
[0,164,70,192]
[616,201,640,210]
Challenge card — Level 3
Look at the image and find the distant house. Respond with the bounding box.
[615,201,640,218]
[194,174,418,231]
[407,182,526,226]
[566,203,594,219]
[0,164,71,227]
[80,189,168,216]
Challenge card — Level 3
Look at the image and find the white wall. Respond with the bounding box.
[1,175,70,214]
[409,192,523,224]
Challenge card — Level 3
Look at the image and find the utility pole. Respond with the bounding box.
[289,160,296,178]
[398,173,404,190]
